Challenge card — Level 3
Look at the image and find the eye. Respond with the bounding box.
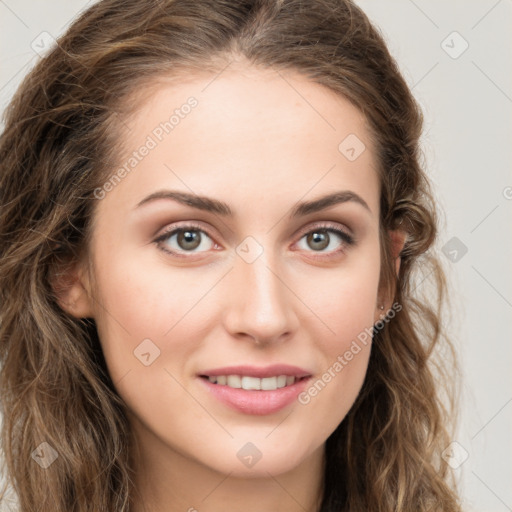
[153,221,355,259]
[295,223,355,256]
[154,223,218,257]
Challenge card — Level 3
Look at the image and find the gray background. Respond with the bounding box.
[1,1,511,511]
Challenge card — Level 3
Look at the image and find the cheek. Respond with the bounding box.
[294,239,381,348]
[89,248,216,385]
[313,273,377,390]
[89,254,217,437]
[292,245,380,425]
[320,276,378,336]
[295,283,375,442]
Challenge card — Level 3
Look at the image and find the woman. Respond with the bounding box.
[0,0,461,510]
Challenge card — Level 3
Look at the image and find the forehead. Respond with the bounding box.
[99,64,380,221]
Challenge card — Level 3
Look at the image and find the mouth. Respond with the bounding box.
[197,365,313,415]
[199,374,309,391]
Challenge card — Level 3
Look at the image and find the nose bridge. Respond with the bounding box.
[223,244,297,343]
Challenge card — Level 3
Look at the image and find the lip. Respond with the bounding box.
[198,364,312,379]
[197,364,313,416]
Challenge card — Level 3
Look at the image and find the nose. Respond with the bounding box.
[222,250,299,346]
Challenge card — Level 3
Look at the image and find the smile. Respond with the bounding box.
[200,374,304,390]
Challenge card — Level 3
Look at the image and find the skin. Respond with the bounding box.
[56,61,405,512]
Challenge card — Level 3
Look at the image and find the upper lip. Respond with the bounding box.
[198,364,312,379]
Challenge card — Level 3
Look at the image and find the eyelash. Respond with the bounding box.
[153,221,355,260]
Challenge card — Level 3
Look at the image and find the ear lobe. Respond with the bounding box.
[389,229,407,276]
[51,260,94,319]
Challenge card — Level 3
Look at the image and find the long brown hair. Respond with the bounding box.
[0,0,460,510]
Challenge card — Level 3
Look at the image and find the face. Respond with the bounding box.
[73,63,385,479]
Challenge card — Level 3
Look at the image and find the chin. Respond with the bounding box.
[211,455,309,478]
[197,437,319,478]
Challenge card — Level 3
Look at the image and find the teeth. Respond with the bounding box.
[261,377,276,390]
[242,376,261,390]
[205,374,299,390]
[226,375,242,388]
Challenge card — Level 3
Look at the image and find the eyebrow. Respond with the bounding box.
[134,189,371,217]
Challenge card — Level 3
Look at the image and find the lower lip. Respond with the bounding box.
[198,377,311,415]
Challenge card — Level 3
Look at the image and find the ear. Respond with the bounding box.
[389,228,407,276]
[375,229,407,322]
[50,257,95,319]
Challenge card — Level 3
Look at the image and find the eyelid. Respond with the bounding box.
[294,220,353,241]
[154,220,216,241]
